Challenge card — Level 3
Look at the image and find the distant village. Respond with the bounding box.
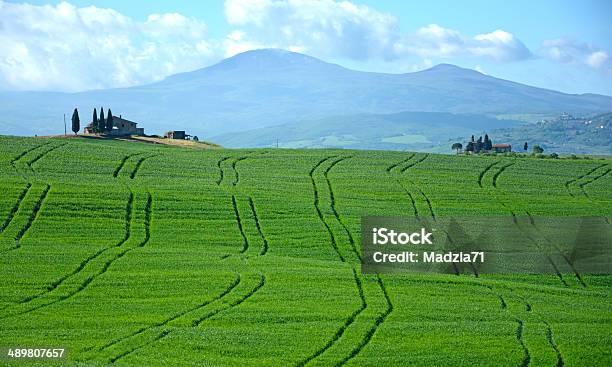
[69,107,198,142]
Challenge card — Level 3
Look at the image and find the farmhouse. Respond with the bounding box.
[84,115,145,136]
[492,143,512,153]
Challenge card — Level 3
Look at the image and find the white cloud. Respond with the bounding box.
[0,1,218,91]
[394,25,531,62]
[223,0,400,60]
[541,38,611,72]
[586,50,608,69]
[223,1,531,63]
[470,30,531,61]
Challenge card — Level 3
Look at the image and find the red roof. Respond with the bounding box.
[492,144,511,148]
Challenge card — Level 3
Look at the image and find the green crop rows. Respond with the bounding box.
[0,135,610,366]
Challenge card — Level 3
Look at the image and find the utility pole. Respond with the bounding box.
[276,138,279,148]
[63,113,66,136]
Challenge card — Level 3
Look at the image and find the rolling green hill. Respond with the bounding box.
[0,136,610,366]
[211,111,522,152]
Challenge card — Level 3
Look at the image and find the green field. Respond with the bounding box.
[0,136,610,366]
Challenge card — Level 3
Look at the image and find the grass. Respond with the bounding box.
[0,135,610,366]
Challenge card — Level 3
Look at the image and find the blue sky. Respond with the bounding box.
[2,0,611,95]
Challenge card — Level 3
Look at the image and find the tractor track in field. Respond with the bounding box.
[301,156,365,365]
[27,143,68,172]
[325,157,360,261]
[484,285,530,367]
[385,153,416,172]
[526,211,586,287]
[415,186,436,221]
[338,275,393,366]
[492,162,514,188]
[110,329,170,364]
[509,291,563,367]
[577,167,610,198]
[248,197,269,256]
[544,320,564,367]
[484,285,507,309]
[88,272,241,356]
[9,142,53,173]
[297,268,366,367]
[215,156,232,185]
[232,195,249,254]
[193,272,265,326]
[485,162,570,287]
[113,153,143,178]
[392,156,468,276]
[309,156,344,262]
[2,144,55,248]
[129,154,159,179]
[573,165,611,224]
[487,164,569,366]
[7,191,134,307]
[71,192,151,296]
[329,156,394,363]
[302,156,393,366]
[0,184,51,254]
[231,151,269,187]
[386,156,420,218]
[231,156,249,186]
[0,191,150,321]
[516,289,564,367]
[0,183,32,234]
[14,184,51,245]
[564,163,607,197]
[399,153,428,173]
[515,318,531,367]
[220,153,271,257]
[111,273,266,364]
[478,161,500,188]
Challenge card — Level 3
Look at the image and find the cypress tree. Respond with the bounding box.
[92,108,98,133]
[106,109,114,132]
[71,108,80,135]
[475,136,483,153]
[524,142,528,151]
[484,134,492,151]
[99,107,105,132]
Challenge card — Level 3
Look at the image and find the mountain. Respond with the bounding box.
[1,48,611,138]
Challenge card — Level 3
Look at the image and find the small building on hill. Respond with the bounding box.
[165,130,186,139]
[492,143,512,153]
[84,115,144,136]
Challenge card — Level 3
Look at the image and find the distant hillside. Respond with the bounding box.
[1,49,612,138]
[212,111,521,151]
[490,113,612,155]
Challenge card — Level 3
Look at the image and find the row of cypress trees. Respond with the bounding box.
[91,107,114,133]
[69,107,115,134]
